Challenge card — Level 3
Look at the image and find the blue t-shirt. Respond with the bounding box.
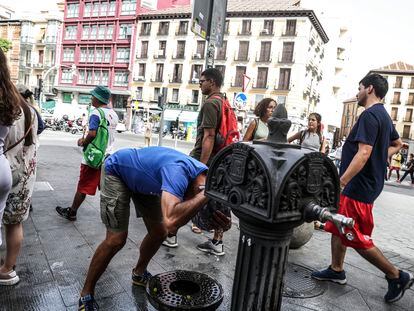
[105,147,208,200]
[340,104,399,203]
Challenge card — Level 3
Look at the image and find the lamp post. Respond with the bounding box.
[39,63,76,105]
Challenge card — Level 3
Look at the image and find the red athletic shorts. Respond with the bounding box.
[324,194,375,249]
[77,164,101,195]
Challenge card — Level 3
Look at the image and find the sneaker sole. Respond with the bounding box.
[197,246,225,256]
[0,275,20,286]
[132,279,147,287]
[56,209,76,221]
[161,242,178,248]
[311,275,347,285]
[385,273,414,303]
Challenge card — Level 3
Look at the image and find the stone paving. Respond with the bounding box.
[1,140,414,310]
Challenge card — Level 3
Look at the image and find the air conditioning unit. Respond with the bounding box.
[193,53,201,59]
[261,29,269,35]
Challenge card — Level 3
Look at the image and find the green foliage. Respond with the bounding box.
[0,38,12,52]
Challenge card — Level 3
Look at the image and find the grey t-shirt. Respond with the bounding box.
[301,131,321,151]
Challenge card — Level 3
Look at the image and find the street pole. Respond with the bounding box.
[157,87,168,146]
[204,0,215,70]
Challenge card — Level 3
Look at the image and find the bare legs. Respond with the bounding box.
[0,224,23,273]
[70,191,86,213]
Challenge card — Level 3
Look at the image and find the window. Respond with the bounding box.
[102,71,109,85]
[172,64,183,82]
[155,64,164,82]
[63,48,75,62]
[285,20,297,36]
[62,92,72,103]
[99,2,108,16]
[136,87,143,100]
[237,41,249,61]
[116,48,130,62]
[408,93,414,105]
[92,3,99,16]
[196,41,205,58]
[262,20,273,34]
[281,42,294,62]
[192,90,199,104]
[82,26,90,39]
[108,1,116,15]
[175,41,186,58]
[80,48,87,62]
[140,41,148,58]
[177,21,188,35]
[138,63,146,77]
[395,76,403,88]
[61,69,73,83]
[141,22,151,35]
[224,20,230,34]
[259,41,271,61]
[410,77,414,89]
[96,48,103,62]
[215,65,225,80]
[106,25,114,40]
[405,108,413,122]
[25,50,31,65]
[216,41,227,60]
[172,89,179,102]
[98,25,106,39]
[235,66,246,87]
[256,68,268,88]
[104,48,111,62]
[403,125,411,139]
[158,22,169,35]
[67,3,79,18]
[87,49,94,62]
[121,0,136,15]
[90,25,98,39]
[154,87,160,101]
[86,70,93,84]
[119,24,132,39]
[278,68,291,90]
[114,71,129,86]
[158,41,167,58]
[78,70,85,84]
[65,26,77,40]
[393,92,401,104]
[191,65,203,81]
[241,20,251,35]
[84,3,92,17]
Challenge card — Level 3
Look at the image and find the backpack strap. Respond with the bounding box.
[299,130,306,144]
[252,118,259,139]
[208,93,224,131]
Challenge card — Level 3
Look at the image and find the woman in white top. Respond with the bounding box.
[243,98,277,141]
[0,48,23,254]
[288,112,326,152]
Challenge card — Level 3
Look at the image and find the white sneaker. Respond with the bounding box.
[0,269,20,286]
[162,235,178,248]
[197,239,225,256]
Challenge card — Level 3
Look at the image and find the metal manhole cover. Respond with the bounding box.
[282,263,325,298]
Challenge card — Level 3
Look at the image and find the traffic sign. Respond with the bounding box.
[234,92,247,109]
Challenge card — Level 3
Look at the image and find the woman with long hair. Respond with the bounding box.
[0,51,37,285]
[288,112,326,152]
[243,98,277,141]
[0,48,22,252]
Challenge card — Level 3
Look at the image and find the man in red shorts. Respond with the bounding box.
[311,74,413,303]
[56,86,118,221]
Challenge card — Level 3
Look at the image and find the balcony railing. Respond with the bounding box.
[169,77,182,83]
[393,83,403,88]
[403,117,413,122]
[192,53,205,60]
[137,54,148,59]
[150,76,163,83]
[406,100,414,106]
[278,55,295,64]
[175,30,188,35]
[409,84,414,89]
[252,82,268,89]
[157,30,169,36]
[391,101,401,105]
[275,84,291,91]
[237,30,251,36]
[234,55,249,62]
[172,54,185,59]
[256,55,272,63]
[153,54,166,59]
[282,31,297,37]
[140,31,151,36]
[231,79,243,88]
[391,116,398,121]
[259,29,273,36]
[189,78,199,84]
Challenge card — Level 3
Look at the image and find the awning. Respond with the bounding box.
[163,109,199,123]
[55,85,131,96]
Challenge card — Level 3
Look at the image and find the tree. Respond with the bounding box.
[0,38,12,52]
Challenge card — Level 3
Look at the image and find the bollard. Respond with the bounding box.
[205,104,353,310]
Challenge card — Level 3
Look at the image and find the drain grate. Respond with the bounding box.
[282,263,325,299]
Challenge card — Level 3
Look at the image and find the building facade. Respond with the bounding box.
[338,97,362,141]
[131,0,329,134]
[55,0,189,121]
[0,13,62,93]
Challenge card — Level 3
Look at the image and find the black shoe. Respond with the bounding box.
[78,294,99,311]
[311,266,347,285]
[132,269,152,287]
[384,270,414,303]
[56,206,77,221]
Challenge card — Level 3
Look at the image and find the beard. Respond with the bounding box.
[357,95,366,107]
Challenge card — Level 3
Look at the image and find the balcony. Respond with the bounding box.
[393,83,403,89]
[237,30,251,36]
[169,77,182,84]
[215,55,227,61]
[140,31,151,36]
[391,101,401,105]
[256,55,272,63]
[406,100,414,106]
[275,84,291,91]
[278,55,295,64]
[153,54,166,60]
[403,117,413,122]
[157,30,169,36]
[133,75,145,82]
[150,76,163,83]
[136,54,148,60]
[192,53,204,60]
[189,78,199,84]
[234,54,249,62]
[391,116,398,121]
[252,82,268,89]
[409,84,414,89]
[282,31,297,37]
[259,29,273,36]
[175,30,188,36]
[230,78,243,88]
[172,54,185,60]
[32,63,45,69]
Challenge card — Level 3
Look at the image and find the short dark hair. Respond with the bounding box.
[254,98,276,118]
[201,68,223,87]
[359,73,388,99]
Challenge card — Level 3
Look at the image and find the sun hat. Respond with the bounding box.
[90,85,111,104]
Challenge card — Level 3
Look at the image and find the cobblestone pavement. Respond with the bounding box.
[0,132,413,310]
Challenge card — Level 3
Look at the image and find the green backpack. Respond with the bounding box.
[83,108,109,169]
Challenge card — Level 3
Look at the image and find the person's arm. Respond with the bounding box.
[161,190,208,234]
[288,131,301,143]
[321,137,327,154]
[340,142,372,188]
[78,113,99,147]
[243,120,256,142]
[200,128,216,164]
[388,139,403,159]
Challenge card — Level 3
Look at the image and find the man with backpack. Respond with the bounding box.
[56,85,118,221]
[162,68,236,255]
